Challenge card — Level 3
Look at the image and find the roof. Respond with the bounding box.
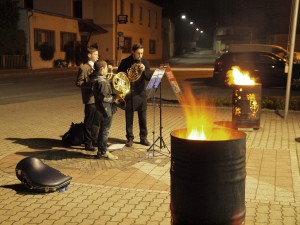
[78,19,107,34]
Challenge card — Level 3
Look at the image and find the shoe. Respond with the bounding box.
[95,153,101,159]
[125,139,133,147]
[101,151,118,160]
[85,144,96,151]
[140,139,151,146]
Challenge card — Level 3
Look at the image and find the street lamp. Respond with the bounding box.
[181,15,186,19]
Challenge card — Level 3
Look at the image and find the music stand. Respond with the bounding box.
[142,68,170,159]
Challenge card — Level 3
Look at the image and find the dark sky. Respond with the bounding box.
[149,0,295,35]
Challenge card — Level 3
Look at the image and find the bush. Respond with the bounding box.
[0,28,26,54]
[40,42,54,61]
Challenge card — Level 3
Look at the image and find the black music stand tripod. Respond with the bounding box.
[142,69,170,159]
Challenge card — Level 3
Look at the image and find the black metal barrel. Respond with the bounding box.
[170,128,246,225]
[232,84,261,129]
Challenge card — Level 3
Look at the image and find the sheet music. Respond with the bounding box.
[146,68,166,90]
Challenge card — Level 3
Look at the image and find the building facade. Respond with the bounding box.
[17,0,163,69]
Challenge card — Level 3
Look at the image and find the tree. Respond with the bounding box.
[0,0,19,29]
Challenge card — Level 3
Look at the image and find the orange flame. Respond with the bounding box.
[178,86,230,140]
[226,66,255,86]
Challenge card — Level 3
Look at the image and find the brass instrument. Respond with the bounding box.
[127,62,143,82]
[107,72,130,109]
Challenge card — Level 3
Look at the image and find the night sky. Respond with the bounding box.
[149,0,297,35]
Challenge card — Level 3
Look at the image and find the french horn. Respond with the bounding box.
[107,72,130,110]
[127,62,143,82]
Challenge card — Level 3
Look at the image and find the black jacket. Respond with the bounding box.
[117,55,151,111]
[93,75,116,118]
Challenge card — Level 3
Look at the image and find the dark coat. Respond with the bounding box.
[93,75,117,119]
[117,55,151,111]
[75,63,95,104]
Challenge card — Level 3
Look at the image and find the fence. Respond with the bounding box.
[0,55,27,69]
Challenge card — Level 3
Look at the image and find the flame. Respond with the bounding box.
[226,66,255,86]
[178,86,230,140]
[188,125,206,140]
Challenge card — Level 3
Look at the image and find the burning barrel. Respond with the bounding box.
[232,84,261,129]
[170,128,246,225]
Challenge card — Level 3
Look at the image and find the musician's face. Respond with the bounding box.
[133,48,143,61]
[101,65,108,76]
[89,51,99,62]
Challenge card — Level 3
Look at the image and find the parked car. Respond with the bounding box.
[227,44,300,63]
[213,51,300,88]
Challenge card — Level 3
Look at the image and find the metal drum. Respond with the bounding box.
[232,84,262,129]
[170,128,246,225]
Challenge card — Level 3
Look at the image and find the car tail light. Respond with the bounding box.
[217,60,223,66]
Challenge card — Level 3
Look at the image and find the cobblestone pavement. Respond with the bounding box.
[1,91,300,225]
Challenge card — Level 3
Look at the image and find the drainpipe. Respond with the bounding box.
[27,10,33,69]
[115,0,118,66]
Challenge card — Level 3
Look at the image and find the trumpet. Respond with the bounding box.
[106,72,130,109]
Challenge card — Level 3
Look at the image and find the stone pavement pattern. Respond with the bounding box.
[1,93,300,224]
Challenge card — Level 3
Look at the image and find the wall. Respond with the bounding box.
[87,0,163,66]
[29,12,80,69]
[33,0,72,17]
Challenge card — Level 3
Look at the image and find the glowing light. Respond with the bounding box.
[178,86,230,140]
[226,66,255,86]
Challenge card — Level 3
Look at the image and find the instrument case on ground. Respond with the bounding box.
[16,157,72,192]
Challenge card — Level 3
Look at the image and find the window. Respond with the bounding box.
[122,37,132,53]
[73,0,82,18]
[139,7,143,25]
[130,3,134,23]
[149,40,156,54]
[148,9,151,27]
[60,32,77,51]
[139,38,143,45]
[34,29,55,50]
[257,54,277,64]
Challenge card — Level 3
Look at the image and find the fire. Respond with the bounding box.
[178,86,230,140]
[188,125,206,140]
[226,66,255,86]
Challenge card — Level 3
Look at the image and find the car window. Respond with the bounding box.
[272,48,287,59]
[232,53,254,64]
[255,54,277,64]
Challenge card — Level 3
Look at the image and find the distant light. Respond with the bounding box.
[196,28,199,31]
[181,15,186,19]
[190,21,193,25]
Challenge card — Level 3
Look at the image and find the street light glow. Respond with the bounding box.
[181,13,204,34]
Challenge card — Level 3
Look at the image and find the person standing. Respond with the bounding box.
[117,43,151,147]
[93,60,118,160]
[75,47,100,151]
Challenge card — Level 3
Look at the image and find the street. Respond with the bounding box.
[0,64,298,105]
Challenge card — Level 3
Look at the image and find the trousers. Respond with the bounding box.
[83,103,100,146]
[125,110,148,141]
